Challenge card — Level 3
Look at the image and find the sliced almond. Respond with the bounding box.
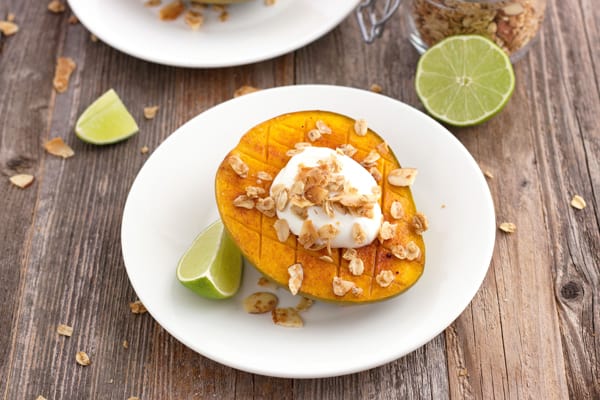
[57,324,73,337]
[9,174,34,189]
[499,222,516,233]
[0,21,18,36]
[53,57,76,93]
[332,277,355,296]
[412,212,428,234]
[129,300,147,314]
[243,292,278,314]
[44,137,74,158]
[375,270,394,287]
[348,258,364,276]
[143,105,159,120]
[342,248,357,261]
[159,0,185,20]
[388,168,418,187]
[273,219,290,242]
[319,255,334,263]
[272,307,303,328]
[228,154,249,178]
[288,263,303,295]
[570,195,586,210]
[233,194,254,209]
[234,85,260,98]
[75,351,91,366]
[390,201,404,219]
[354,118,368,136]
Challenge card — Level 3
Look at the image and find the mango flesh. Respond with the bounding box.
[215,111,425,304]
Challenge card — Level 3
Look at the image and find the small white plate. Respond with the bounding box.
[68,0,359,68]
[121,85,496,378]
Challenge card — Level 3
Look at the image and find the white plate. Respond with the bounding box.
[121,85,496,378]
[68,0,359,68]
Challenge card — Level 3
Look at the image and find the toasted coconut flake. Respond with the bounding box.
[243,292,278,314]
[378,221,397,242]
[295,297,313,312]
[9,174,34,189]
[332,277,355,296]
[57,324,73,337]
[352,223,367,245]
[44,137,74,158]
[351,286,363,296]
[228,154,249,178]
[143,105,159,119]
[375,270,394,287]
[390,201,404,219]
[48,1,65,13]
[388,168,418,187]
[53,57,76,93]
[256,197,276,217]
[316,120,332,134]
[122,340,129,349]
[129,300,147,314]
[233,194,254,209]
[76,351,91,366]
[499,222,516,233]
[245,186,266,199]
[0,21,18,36]
[272,307,303,328]
[319,255,334,263]
[184,10,204,30]
[570,195,586,210]
[299,219,318,248]
[354,118,368,136]
[391,244,407,259]
[406,241,420,260]
[307,129,321,142]
[369,166,382,182]
[234,85,260,98]
[318,224,338,240]
[361,150,380,167]
[287,263,303,295]
[342,248,357,261]
[257,171,273,181]
[159,0,185,20]
[370,83,383,93]
[412,212,428,234]
[337,143,357,157]
[348,258,364,276]
[273,219,290,242]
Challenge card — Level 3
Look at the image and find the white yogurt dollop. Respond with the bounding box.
[271,147,382,248]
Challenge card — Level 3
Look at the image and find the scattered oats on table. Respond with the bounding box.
[9,174,34,189]
[44,137,75,158]
[75,351,91,366]
[0,21,18,36]
[57,324,73,337]
[140,146,150,154]
[122,340,129,349]
[90,34,98,42]
[483,170,494,179]
[52,57,76,93]
[36,396,47,400]
[68,15,78,24]
[499,222,516,233]
[7,13,16,22]
[47,0,66,14]
[570,195,586,210]
[129,300,147,314]
[234,85,260,98]
[143,105,159,119]
[370,83,383,93]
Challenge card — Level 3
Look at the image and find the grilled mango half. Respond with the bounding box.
[215,111,426,303]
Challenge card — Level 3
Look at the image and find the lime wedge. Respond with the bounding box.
[177,220,243,299]
[415,35,515,127]
[75,89,139,144]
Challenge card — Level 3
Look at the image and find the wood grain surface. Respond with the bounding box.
[0,1,598,399]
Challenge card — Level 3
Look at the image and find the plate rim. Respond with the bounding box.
[67,0,361,68]
[121,84,496,378]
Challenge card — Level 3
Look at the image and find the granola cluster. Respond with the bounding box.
[412,0,545,56]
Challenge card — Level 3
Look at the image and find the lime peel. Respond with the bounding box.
[415,35,515,127]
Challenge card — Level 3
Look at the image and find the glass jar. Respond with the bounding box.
[356,0,546,61]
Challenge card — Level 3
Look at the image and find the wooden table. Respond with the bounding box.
[1,1,598,399]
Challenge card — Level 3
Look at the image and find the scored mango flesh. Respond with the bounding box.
[215,111,425,303]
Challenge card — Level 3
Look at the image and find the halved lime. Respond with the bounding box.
[415,35,515,127]
[75,89,139,144]
[177,220,243,299]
